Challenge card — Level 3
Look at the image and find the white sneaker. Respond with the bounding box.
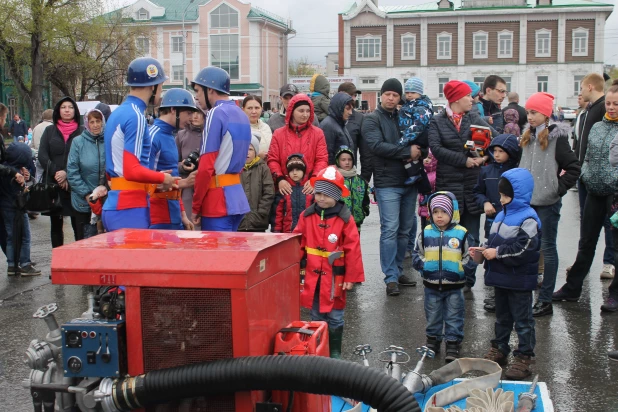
[601,264,615,280]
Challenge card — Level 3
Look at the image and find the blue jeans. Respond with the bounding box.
[534,199,562,303]
[424,287,465,342]
[460,207,481,287]
[310,288,345,329]
[1,209,31,267]
[201,215,244,231]
[578,179,614,265]
[492,287,535,357]
[375,186,418,284]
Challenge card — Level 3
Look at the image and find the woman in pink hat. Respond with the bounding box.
[518,92,580,317]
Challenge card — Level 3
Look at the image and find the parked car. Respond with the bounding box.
[562,107,577,120]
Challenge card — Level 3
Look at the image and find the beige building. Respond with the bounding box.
[117,0,294,105]
[338,0,613,110]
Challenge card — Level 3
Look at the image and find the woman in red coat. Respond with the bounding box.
[293,166,365,358]
[268,94,328,197]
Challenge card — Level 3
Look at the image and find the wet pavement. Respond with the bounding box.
[1,191,617,411]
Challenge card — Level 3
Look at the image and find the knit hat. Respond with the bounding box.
[292,99,310,112]
[525,92,555,118]
[404,77,424,95]
[335,146,355,166]
[314,180,342,202]
[443,81,472,104]
[250,130,261,154]
[462,80,481,98]
[286,154,306,174]
[498,177,514,199]
[380,78,403,97]
[430,194,454,219]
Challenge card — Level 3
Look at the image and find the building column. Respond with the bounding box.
[387,19,394,67]
[421,17,428,67]
[344,22,351,71]
[519,16,527,65]
[458,16,465,66]
[595,12,605,62]
[557,13,566,63]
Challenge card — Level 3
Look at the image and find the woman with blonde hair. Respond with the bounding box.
[518,92,580,318]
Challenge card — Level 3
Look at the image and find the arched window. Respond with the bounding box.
[211,4,239,29]
[136,8,149,20]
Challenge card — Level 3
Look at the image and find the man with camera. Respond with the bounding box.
[148,88,199,230]
[191,66,252,232]
[176,110,204,214]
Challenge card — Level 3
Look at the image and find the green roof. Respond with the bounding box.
[247,6,291,29]
[230,83,262,91]
[341,0,611,14]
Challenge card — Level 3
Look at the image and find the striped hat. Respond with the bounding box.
[405,77,424,95]
[430,194,454,220]
[314,180,342,201]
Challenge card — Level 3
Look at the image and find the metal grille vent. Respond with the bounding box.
[141,288,235,411]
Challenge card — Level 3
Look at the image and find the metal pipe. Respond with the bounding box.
[182,0,195,91]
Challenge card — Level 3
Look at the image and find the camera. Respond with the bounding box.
[183,150,200,169]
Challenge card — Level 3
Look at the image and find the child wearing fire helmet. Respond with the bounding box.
[293,166,365,358]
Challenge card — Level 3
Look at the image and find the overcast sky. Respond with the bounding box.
[112,0,618,65]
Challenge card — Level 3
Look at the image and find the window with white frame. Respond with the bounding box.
[210,34,240,80]
[210,3,239,29]
[574,75,584,95]
[438,77,449,98]
[361,79,376,84]
[498,31,513,58]
[136,37,150,55]
[501,76,512,92]
[136,8,149,20]
[437,33,452,60]
[537,76,549,92]
[401,33,416,60]
[356,35,382,61]
[171,36,183,54]
[572,28,588,57]
[474,77,485,90]
[172,66,184,83]
[473,31,488,59]
[535,29,551,57]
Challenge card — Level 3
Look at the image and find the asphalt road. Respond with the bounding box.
[0,190,617,411]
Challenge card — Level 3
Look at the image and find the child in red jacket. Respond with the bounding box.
[273,154,313,232]
[293,166,365,358]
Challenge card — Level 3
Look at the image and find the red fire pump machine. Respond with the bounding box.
[51,229,301,412]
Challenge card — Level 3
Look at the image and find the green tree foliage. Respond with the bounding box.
[288,57,319,76]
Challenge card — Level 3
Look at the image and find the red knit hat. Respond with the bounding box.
[443,81,472,104]
[525,92,555,118]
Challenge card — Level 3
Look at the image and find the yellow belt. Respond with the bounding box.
[305,247,345,259]
[110,177,156,196]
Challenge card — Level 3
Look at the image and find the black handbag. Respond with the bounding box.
[25,161,63,213]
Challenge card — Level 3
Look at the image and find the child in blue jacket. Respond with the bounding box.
[475,168,541,381]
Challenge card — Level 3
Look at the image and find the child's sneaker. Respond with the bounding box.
[483,344,508,366]
[426,336,441,354]
[7,266,19,276]
[445,341,460,363]
[19,264,41,277]
[505,355,532,380]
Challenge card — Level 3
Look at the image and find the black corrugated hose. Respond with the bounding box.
[112,355,421,412]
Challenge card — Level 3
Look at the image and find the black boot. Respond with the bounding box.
[445,341,460,363]
[426,336,441,354]
[329,327,344,359]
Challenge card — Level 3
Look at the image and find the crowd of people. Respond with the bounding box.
[1,57,618,376]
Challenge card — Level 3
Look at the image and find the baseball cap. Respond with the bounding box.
[338,82,361,95]
[280,84,299,97]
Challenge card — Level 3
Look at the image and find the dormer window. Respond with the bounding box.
[136,8,149,20]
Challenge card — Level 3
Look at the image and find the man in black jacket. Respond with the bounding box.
[338,82,373,182]
[8,114,28,143]
[480,75,507,133]
[502,92,527,131]
[363,78,427,297]
[321,92,355,165]
[572,73,614,279]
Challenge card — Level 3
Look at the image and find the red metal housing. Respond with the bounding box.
[52,229,301,412]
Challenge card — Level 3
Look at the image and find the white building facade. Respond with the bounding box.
[338,0,613,110]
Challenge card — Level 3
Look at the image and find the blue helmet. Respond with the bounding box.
[159,89,198,110]
[126,57,168,87]
[191,66,230,95]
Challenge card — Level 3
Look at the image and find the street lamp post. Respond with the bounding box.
[182,0,195,90]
